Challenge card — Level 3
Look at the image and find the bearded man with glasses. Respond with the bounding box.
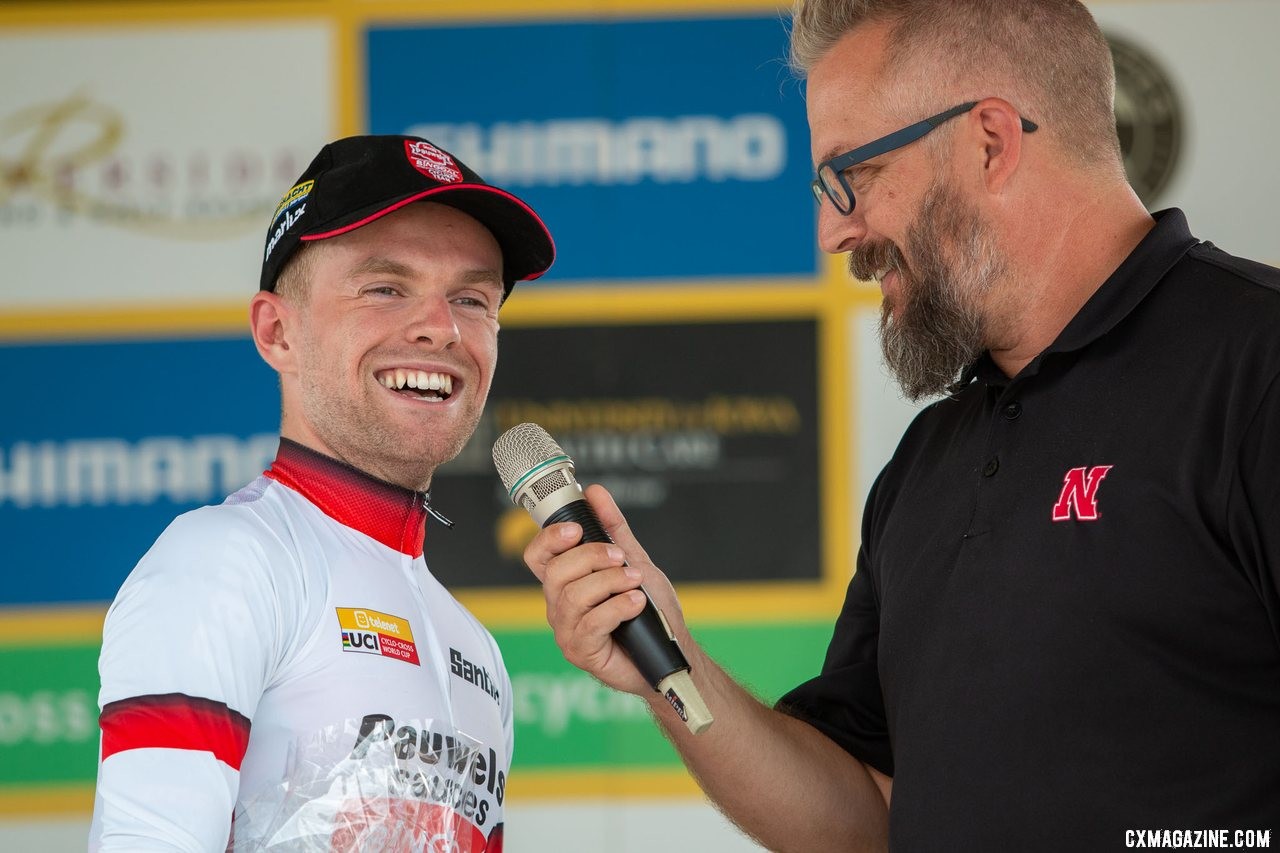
[522,2,1280,850]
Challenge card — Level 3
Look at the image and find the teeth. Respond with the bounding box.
[377,369,454,395]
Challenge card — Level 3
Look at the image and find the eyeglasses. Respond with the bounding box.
[811,101,1039,215]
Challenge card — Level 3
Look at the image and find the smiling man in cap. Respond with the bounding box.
[90,135,553,852]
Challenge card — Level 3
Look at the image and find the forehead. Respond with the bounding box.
[316,202,503,267]
[805,22,898,163]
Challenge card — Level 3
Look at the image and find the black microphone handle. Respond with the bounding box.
[543,499,691,689]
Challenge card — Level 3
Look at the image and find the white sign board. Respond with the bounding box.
[0,23,332,309]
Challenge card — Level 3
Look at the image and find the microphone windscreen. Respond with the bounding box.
[492,422,569,498]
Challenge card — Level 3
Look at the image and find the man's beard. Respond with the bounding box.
[848,180,1005,401]
[295,353,485,491]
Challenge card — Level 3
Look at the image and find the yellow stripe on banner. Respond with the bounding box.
[0,773,702,818]
[505,768,704,801]
[0,283,881,342]
[0,303,249,342]
[0,0,786,27]
[457,578,847,628]
[356,0,785,26]
[0,2,339,28]
[0,587,840,642]
[0,605,105,645]
[818,269,851,596]
[824,248,877,595]
[0,0,1178,31]
[335,0,363,139]
[0,784,93,817]
[503,280,830,325]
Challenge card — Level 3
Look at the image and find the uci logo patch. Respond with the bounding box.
[337,607,420,666]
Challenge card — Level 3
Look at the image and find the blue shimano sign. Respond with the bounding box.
[367,17,816,282]
[0,338,279,606]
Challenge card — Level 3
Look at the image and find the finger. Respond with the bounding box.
[577,589,648,644]
[523,521,583,583]
[560,589,648,665]
[554,565,643,621]
[582,484,655,567]
[539,542,626,593]
[542,544,627,624]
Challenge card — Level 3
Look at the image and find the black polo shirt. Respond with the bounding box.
[779,210,1280,850]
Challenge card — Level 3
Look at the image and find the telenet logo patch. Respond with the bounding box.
[337,607,420,666]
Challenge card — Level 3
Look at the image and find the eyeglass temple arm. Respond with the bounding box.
[928,101,1038,133]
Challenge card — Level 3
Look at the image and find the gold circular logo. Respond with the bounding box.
[1109,34,1183,206]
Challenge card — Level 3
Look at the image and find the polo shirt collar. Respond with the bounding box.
[965,208,1199,387]
[264,438,428,557]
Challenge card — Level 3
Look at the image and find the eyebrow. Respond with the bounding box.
[347,256,414,280]
[818,138,893,167]
[817,143,850,165]
[346,256,504,285]
[458,268,505,286]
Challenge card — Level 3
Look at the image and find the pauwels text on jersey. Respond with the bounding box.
[350,713,507,827]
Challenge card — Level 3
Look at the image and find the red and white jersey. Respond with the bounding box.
[90,439,512,852]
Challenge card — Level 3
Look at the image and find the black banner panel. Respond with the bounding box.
[428,318,821,589]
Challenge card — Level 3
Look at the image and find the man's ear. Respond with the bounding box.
[249,291,297,374]
[970,96,1031,195]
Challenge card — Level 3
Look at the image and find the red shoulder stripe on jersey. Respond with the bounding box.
[100,693,252,770]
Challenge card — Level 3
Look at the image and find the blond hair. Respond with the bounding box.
[790,0,1121,171]
[271,243,318,303]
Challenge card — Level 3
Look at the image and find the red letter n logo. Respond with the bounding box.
[1051,466,1113,521]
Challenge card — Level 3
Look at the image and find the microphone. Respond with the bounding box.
[492,423,713,735]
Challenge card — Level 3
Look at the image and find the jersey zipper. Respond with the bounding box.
[422,492,455,529]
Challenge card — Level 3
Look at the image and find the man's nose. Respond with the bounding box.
[406,295,461,349]
[816,200,868,255]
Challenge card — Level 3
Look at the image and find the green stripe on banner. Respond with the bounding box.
[0,645,101,785]
[498,620,835,769]
[0,620,836,788]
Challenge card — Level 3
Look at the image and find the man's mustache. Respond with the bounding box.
[847,240,907,282]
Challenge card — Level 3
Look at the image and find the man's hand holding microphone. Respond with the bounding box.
[493,423,712,733]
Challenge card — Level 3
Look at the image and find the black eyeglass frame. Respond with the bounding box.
[811,101,1039,215]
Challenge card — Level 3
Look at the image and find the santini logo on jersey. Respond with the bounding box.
[337,607,420,666]
[450,648,500,705]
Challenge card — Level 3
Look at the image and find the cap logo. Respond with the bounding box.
[405,140,462,183]
[265,202,307,261]
[264,180,314,261]
[271,180,314,223]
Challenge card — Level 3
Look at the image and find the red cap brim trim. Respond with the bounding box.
[300,184,555,281]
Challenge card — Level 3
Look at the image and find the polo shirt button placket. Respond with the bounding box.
[1002,401,1023,421]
